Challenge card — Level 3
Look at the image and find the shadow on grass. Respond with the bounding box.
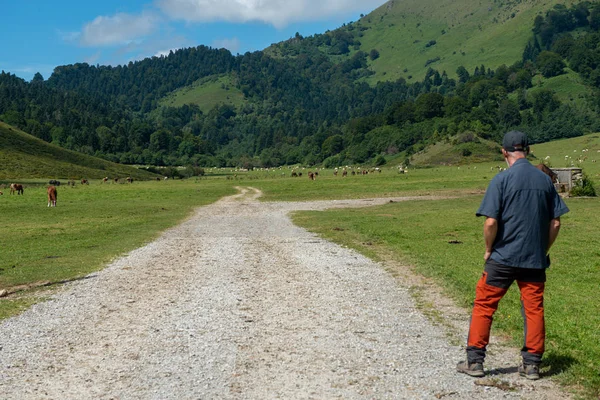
[542,352,578,378]
[487,353,577,378]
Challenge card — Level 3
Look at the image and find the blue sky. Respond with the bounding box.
[1,0,387,81]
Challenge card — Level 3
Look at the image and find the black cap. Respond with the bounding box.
[502,130,529,152]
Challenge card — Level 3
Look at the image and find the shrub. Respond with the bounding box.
[570,174,597,197]
[374,155,387,166]
[424,56,441,67]
[323,154,343,168]
[453,132,479,144]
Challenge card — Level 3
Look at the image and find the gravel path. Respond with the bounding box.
[0,187,567,399]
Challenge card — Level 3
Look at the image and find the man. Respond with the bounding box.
[457,131,569,380]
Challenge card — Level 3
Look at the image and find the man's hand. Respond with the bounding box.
[483,217,498,261]
[548,217,561,252]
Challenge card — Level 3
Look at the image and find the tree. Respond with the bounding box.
[571,3,590,27]
[456,66,470,83]
[369,49,380,61]
[32,72,44,83]
[149,129,172,152]
[590,7,600,31]
[497,100,522,127]
[415,93,445,120]
[443,96,469,118]
[532,89,561,117]
[321,134,344,157]
[536,51,565,78]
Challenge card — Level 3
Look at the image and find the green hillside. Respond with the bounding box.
[266,0,579,84]
[531,132,600,172]
[353,0,579,82]
[159,74,247,112]
[408,132,600,178]
[0,122,158,180]
[528,68,593,105]
[410,133,503,166]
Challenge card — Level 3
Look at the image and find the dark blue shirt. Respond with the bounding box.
[476,159,569,269]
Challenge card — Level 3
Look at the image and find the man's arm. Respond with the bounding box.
[547,217,561,252]
[483,217,498,261]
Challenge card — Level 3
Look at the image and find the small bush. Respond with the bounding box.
[570,174,597,197]
[374,155,387,166]
[424,56,441,67]
[453,132,479,144]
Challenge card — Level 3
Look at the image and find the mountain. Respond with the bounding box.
[0,122,157,180]
[1,0,599,172]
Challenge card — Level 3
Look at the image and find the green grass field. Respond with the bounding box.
[1,133,599,397]
[159,74,247,113]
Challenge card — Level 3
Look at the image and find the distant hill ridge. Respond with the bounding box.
[1,0,599,173]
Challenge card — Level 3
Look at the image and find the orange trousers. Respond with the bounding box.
[467,261,545,366]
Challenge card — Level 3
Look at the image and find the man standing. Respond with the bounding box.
[457,131,569,380]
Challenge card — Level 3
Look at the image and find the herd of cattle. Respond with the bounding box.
[0,164,559,206]
[290,167,385,180]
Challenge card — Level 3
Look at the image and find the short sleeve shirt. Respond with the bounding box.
[476,159,569,269]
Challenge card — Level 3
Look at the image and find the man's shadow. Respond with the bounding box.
[486,353,577,377]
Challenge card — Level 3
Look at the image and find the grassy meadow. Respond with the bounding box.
[1,133,599,396]
[159,74,247,113]
[0,179,235,318]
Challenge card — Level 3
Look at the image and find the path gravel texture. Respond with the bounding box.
[0,187,567,399]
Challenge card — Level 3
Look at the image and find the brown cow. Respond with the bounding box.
[114,177,119,183]
[102,177,108,183]
[10,183,24,195]
[308,172,315,180]
[535,164,558,183]
[81,179,89,185]
[47,186,57,207]
[126,177,133,183]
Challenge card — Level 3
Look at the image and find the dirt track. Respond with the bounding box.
[0,187,567,399]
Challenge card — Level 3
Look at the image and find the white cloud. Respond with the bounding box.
[84,51,102,65]
[156,0,387,28]
[212,37,241,53]
[80,12,160,47]
[154,49,173,57]
[58,30,81,43]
